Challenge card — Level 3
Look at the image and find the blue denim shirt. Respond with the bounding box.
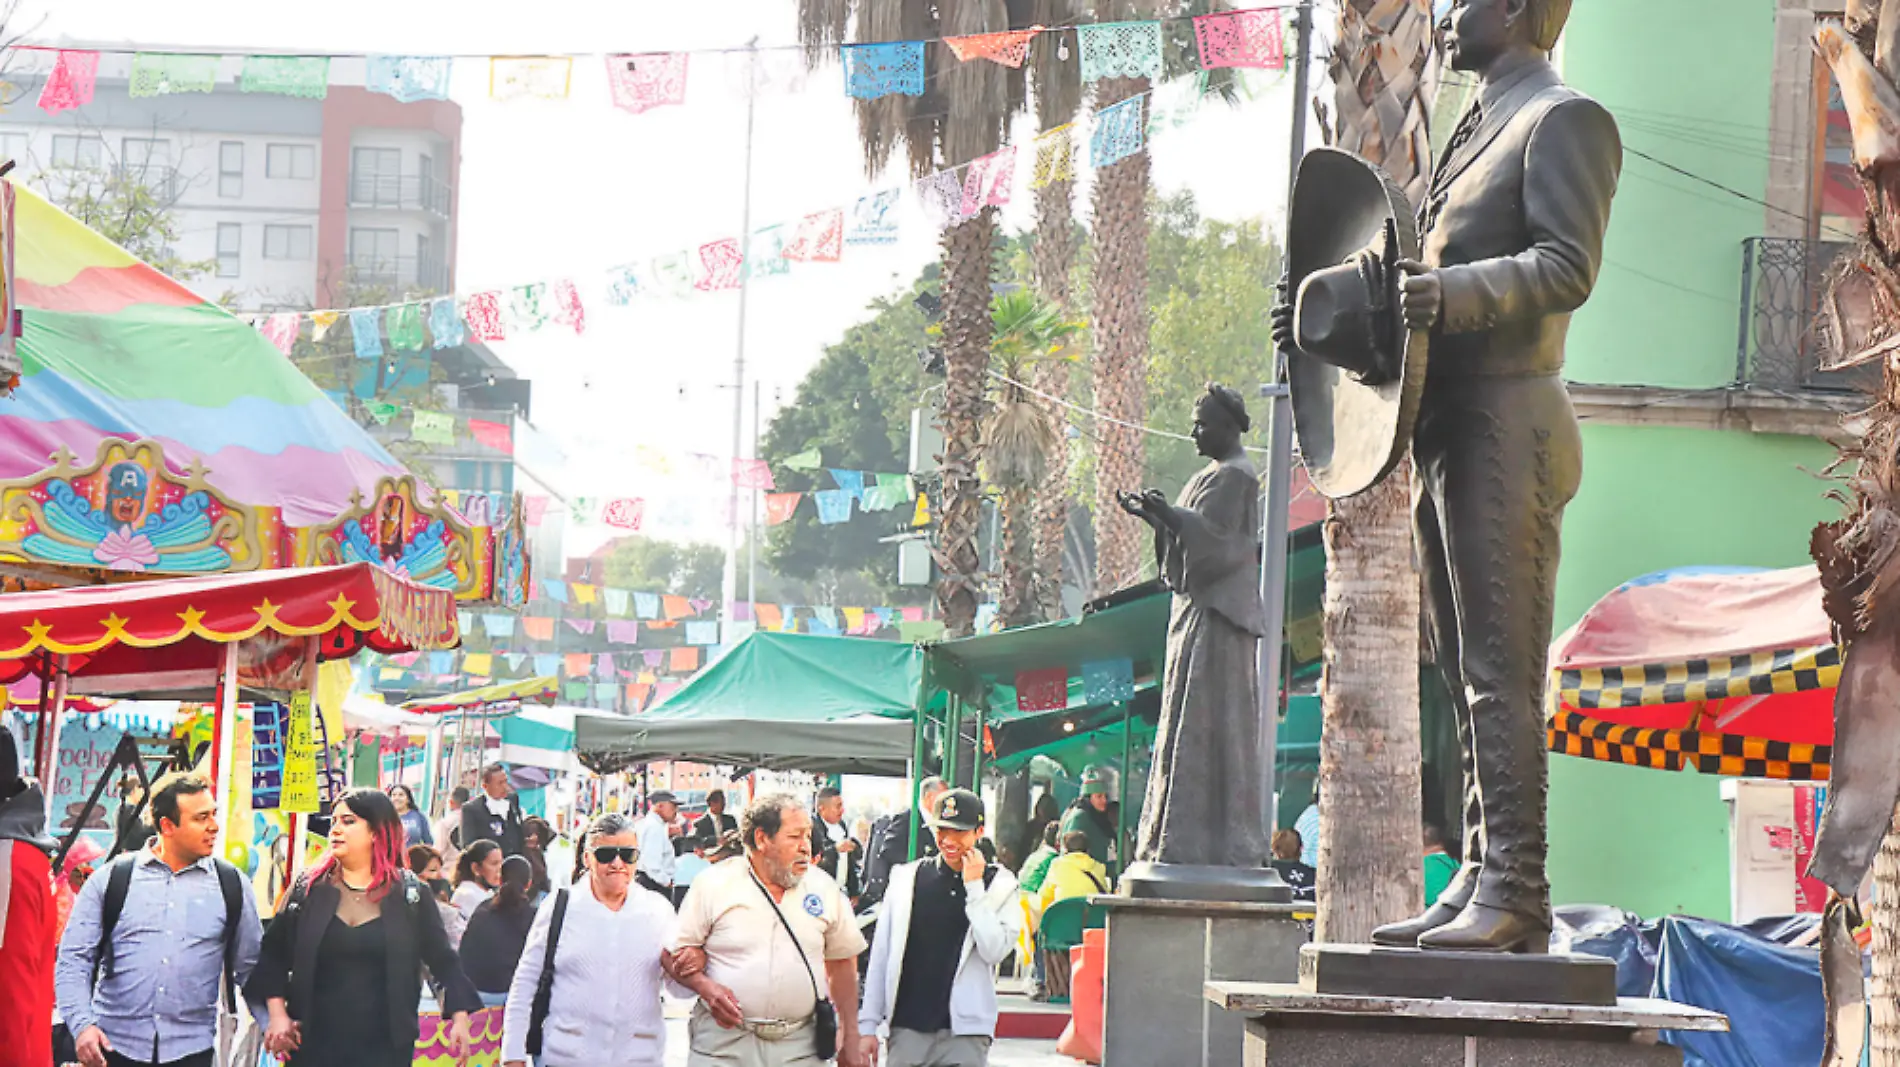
[55,848,262,1062]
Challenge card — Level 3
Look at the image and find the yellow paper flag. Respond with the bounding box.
[573,584,598,605]
[913,492,931,527]
[310,310,340,341]
[464,653,494,677]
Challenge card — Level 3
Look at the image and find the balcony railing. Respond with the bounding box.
[1738,237,1880,393]
[347,255,448,293]
[347,173,451,217]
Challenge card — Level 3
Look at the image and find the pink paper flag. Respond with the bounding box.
[467,418,513,455]
[552,278,586,335]
[464,292,507,341]
[783,209,845,263]
[1192,10,1285,70]
[764,493,801,526]
[39,50,100,114]
[902,606,925,623]
[523,495,551,525]
[566,619,598,636]
[259,312,301,356]
[606,52,689,115]
[695,238,745,291]
[606,620,641,644]
[602,498,646,531]
[732,458,775,490]
[1015,667,1069,712]
[960,147,1015,216]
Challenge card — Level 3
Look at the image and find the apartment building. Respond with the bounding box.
[8,55,460,312]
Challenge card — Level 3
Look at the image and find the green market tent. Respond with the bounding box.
[572,632,925,775]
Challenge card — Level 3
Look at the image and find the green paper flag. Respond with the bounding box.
[877,473,915,500]
[412,409,456,445]
[364,400,401,425]
[784,448,823,471]
[386,303,427,351]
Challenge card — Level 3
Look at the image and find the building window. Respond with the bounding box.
[120,137,170,169]
[0,133,26,167]
[350,147,403,207]
[265,143,315,180]
[263,224,312,261]
[216,223,242,278]
[349,227,400,282]
[50,134,103,169]
[218,141,243,198]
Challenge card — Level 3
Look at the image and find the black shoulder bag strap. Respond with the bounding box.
[93,855,138,988]
[213,859,243,1012]
[750,873,838,1060]
[526,888,570,1057]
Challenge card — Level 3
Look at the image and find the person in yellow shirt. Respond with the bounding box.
[1038,831,1110,911]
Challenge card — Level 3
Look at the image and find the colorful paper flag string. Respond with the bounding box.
[1192,10,1285,70]
[349,308,383,360]
[1081,658,1136,704]
[814,490,854,524]
[429,297,466,349]
[509,283,550,331]
[607,53,689,114]
[747,227,790,279]
[1029,125,1076,189]
[1077,21,1164,82]
[552,278,587,335]
[490,56,573,101]
[129,53,218,98]
[696,239,745,292]
[784,209,845,263]
[847,190,901,246]
[1016,667,1069,712]
[945,28,1041,68]
[960,146,1016,216]
[606,264,643,305]
[602,498,646,531]
[1091,96,1147,168]
[386,303,426,351]
[465,292,506,341]
[259,313,300,356]
[241,56,330,98]
[310,310,340,341]
[468,418,513,454]
[844,42,926,99]
[916,171,965,231]
[367,55,453,102]
[411,409,455,445]
[38,50,99,114]
[764,493,801,525]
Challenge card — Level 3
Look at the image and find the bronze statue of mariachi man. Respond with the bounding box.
[1271,0,1620,952]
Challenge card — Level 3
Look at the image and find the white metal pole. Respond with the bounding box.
[721,40,761,649]
[213,642,239,858]
[39,656,68,825]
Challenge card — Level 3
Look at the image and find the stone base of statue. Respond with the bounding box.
[1119,860,1293,904]
[1094,896,1309,1067]
[1299,943,1619,1006]
[1204,980,1728,1067]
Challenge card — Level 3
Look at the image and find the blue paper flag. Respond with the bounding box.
[843,42,925,100]
[847,190,901,246]
[828,470,867,497]
[366,55,452,103]
[814,606,839,629]
[350,308,384,360]
[429,296,466,349]
[481,615,515,639]
[543,580,569,604]
[427,651,454,674]
[686,620,720,646]
[814,490,854,524]
[505,653,527,672]
[634,592,660,619]
[808,618,841,637]
[604,588,630,616]
[1091,97,1147,169]
[534,654,561,677]
[1081,658,1137,704]
[595,683,619,704]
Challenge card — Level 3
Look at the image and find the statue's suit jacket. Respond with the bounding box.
[1419,58,1621,377]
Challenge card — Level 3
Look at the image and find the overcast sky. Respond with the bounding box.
[29,0,1300,551]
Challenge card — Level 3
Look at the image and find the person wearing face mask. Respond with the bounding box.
[669,794,868,1067]
[857,790,1020,1067]
[500,813,688,1067]
[246,788,480,1067]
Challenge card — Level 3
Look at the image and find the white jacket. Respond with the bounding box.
[860,858,1021,1039]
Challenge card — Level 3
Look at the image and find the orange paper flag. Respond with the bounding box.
[663,595,692,620]
[523,617,556,641]
[756,604,784,631]
[564,653,592,677]
[670,646,700,671]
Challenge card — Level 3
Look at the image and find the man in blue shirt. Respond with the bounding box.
[56,772,261,1067]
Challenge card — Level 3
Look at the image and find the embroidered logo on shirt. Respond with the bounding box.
[802,892,824,917]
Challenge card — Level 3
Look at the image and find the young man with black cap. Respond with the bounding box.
[858,789,1020,1067]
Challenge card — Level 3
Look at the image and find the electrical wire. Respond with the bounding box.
[987,367,1273,455]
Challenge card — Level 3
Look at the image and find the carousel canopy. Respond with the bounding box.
[1547,566,1835,781]
[0,563,460,695]
[5,181,412,526]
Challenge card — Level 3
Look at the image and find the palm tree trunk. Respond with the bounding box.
[1811,11,1900,1063]
[1090,80,1151,595]
[1313,0,1435,944]
[935,208,999,639]
[999,483,1038,627]
[1032,133,1079,617]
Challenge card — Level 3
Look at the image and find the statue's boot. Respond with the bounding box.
[1417,902,1550,954]
[1370,896,1468,947]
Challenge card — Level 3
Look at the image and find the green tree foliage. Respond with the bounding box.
[600,536,725,597]
[762,192,1281,592]
[43,162,215,281]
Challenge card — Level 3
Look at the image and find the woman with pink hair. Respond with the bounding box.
[248,788,481,1065]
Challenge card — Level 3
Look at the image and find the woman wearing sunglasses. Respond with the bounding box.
[502,812,689,1067]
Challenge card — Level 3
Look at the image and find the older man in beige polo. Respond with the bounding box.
[672,793,867,1067]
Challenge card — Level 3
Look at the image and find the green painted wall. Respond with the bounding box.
[1546,424,1837,920]
[1559,0,1778,389]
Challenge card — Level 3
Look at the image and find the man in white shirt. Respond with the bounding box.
[671,794,867,1067]
[636,790,680,906]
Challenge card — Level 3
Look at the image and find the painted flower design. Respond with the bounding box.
[93,525,159,571]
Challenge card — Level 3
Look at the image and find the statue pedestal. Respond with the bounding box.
[1203,982,1728,1067]
[1300,943,1620,1006]
[1094,896,1309,1067]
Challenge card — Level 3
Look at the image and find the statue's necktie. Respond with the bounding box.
[1446,101,1484,155]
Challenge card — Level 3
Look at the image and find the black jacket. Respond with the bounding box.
[693,811,739,857]
[814,820,863,900]
[459,793,526,858]
[246,870,481,1050]
[460,898,536,994]
[861,808,936,907]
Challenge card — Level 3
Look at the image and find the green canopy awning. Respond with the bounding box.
[926,589,1170,717]
[573,714,915,776]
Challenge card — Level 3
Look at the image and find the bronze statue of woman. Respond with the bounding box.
[1118,384,1276,894]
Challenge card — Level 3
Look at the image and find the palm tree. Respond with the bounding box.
[796,0,1029,638]
[1027,0,1085,620]
[1809,13,1900,1062]
[1312,0,1435,945]
[985,289,1085,626]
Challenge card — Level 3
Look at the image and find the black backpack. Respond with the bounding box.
[96,854,245,1012]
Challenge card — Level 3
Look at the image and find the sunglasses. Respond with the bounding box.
[593,846,639,866]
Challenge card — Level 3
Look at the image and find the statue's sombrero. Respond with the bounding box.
[1286,147,1430,499]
